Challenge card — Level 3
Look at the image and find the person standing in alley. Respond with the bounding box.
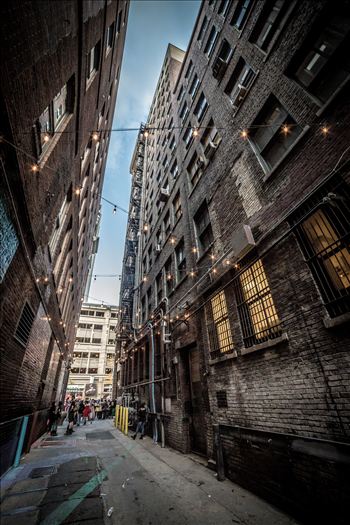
[132,402,148,440]
[47,402,57,436]
[65,401,76,435]
[77,399,84,426]
[82,402,91,425]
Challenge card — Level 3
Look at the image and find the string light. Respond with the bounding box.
[170,236,176,245]
[189,270,196,278]
[92,132,99,141]
[192,127,198,137]
[143,130,149,138]
[74,187,81,196]
[31,164,39,173]
[282,123,289,135]
[143,224,149,232]
[113,206,117,214]
[43,134,50,143]
[241,130,248,139]
[192,247,198,254]
[321,125,329,135]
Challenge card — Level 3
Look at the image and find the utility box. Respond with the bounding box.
[231,224,255,258]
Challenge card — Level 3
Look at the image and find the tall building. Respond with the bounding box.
[67,303,119,399]
[0,0,129,473]
[116,1,350,522]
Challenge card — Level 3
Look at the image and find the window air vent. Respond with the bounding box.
[15,302,35,347]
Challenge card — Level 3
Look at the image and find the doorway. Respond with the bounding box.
[185,347,207,455]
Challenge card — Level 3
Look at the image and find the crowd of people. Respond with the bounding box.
[46,398,118,436]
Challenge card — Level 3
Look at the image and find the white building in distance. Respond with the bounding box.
[67,303,119,399]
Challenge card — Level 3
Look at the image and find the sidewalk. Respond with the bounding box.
[0,420,300,525]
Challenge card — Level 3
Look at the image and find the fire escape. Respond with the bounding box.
[114,125,145,394]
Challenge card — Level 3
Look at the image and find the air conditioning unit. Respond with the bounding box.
[231,224,255,258]
[205,141,218,160]
[159,187,170,202]
[231,84,248,109]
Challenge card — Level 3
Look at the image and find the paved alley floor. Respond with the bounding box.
[0,420,300,525]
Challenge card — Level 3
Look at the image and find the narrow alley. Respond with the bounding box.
[1,420,298,525]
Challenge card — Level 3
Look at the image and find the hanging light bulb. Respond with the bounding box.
[92,132,99,141]
[113,206,117,214]
[192,247,197,254]
[143,223,149,232]
[170,236,176,245]
[192,127,198,137]
[167,273,172,281]
[189,270,195,278]
[241,130,248,139]
[282,123,289,135]
[233,263,240,269]
[31,164,39,173]
[74,187,81,196]
[143,276,147,282]
[43,134,50,143]
[321,125,329,135]
[144,129,149,138]
[224,259,231,266]
[68,277,73,283]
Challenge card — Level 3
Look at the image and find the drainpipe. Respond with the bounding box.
[147,322,158,443]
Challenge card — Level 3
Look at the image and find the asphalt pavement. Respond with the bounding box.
[0,419,300,525]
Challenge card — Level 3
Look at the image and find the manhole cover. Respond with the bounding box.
[30,466,56,478]
[86,431,115,440]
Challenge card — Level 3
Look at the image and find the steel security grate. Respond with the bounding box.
[14,302,35,347]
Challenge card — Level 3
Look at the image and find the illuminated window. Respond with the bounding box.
[235,259,281,347]
[296,207,350,317]
[207,291,233,358]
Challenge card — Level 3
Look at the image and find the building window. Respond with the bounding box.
[216,390,228,408]
[249,95,302,172]
[87,41,101,83]
[173,190,182,222]
[218,0,232,17]
[183,125,194,148]
[250,0,291,52]
[235,259,281,347]
[163,210,171,237]
[93,324,102,330]
[295,206,350,318]
[179,102,189,123]
[106,22,115,53]
[177,85,185,102]
[185,60,193,79]
[194,93,208,122]
[170,160,179,179]
[212,39,233,80]
[14,302,35,347]
[289,12,350,104]
[90,352,100,358]
[95,311,105,317]
[88,368,98,374]
[204,26,218,57]
[187,152,205,188]
[35,77,74,157]
[165,257,173,295]
[175,239,186,283]
[0,192,19,283]
[189,74,200,97]
[194,201,214,254]
[197,16,208,42]
[224,57,256,110]
[207,291,233,358]
[230,0,253,30]
[91,338,101,344]
[201,119,222,161]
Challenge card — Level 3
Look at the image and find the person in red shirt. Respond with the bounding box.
[82,403,91,425]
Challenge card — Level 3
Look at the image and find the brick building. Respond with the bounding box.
[0,0,128,474]
[116,0,350,522]
[67,303,119,399]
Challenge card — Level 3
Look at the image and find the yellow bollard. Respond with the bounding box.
[124,407,129,435]
[121,406,125,432]
[115,405,119,428]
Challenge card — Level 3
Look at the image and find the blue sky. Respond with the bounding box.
[88,0,200,306]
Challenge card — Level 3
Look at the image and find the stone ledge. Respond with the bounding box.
[323,312,350,329]
[209,352,237,366]
[240,333,289,356]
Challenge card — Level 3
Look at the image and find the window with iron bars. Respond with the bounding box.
[207,290,234,359]
[295,203,350,318]
[235,259,281,347]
